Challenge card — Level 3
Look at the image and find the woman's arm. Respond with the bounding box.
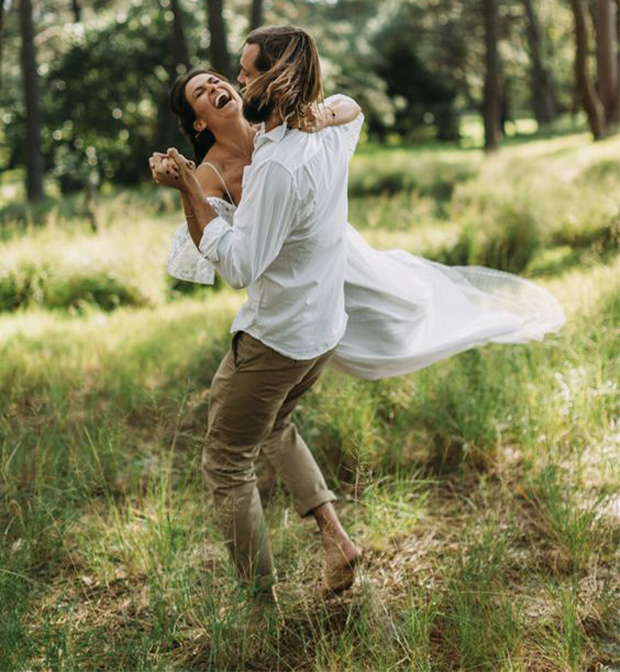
[180,191,198,226]
[298,96,362,133]
[324,96,362,127]
[181,164,227,245]
[150,153,224,239]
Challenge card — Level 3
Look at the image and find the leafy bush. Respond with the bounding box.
[436,195,544,273]
[0,263,147,312]
[550,158,620,254]
[348,156,478,202]
[0,263,49,311]
[43,271,147,312]
[370,4,461,141]
[3,3,195,192]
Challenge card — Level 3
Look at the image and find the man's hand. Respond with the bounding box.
[149,152,184,189]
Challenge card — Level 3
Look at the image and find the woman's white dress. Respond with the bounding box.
[167,197,566,380]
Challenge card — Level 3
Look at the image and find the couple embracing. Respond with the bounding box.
[149,25,565,605]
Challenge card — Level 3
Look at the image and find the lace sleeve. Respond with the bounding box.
[166,223,216,285]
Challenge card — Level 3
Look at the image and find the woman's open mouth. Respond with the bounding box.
[214,91,232,109]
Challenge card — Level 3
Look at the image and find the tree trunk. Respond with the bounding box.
[19,0,44,202]
[157,0,192,151]
[483,0,502,152]
[250,0,263,31]
[500,75,512,135]
[617,0,620,118]
[71,0,81,23]
[0,0,5,92]
[597,0,619,122]
[572,0,608,138]
[522,0,558,126]
[206,0,231,80]
[171,0,190,70]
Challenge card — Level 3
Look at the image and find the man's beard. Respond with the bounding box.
[242,95,274,124]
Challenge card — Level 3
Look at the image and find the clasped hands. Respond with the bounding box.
[148,148,197,191]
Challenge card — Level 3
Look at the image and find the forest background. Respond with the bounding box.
[0,1,619,671]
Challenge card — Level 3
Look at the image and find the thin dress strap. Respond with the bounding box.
[203,161,235,206]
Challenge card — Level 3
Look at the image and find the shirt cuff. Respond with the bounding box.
[198,216,232,263]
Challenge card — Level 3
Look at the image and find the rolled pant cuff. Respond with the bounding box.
[297,490,338,518]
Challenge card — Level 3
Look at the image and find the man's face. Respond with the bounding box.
[238,42,274,123]
[238,43,261,87]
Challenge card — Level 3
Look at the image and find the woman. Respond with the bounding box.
[157,69,566,381]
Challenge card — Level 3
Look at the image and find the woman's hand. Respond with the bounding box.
[149,152,184,189]
[297,96,361,133]
[297,102,333,133]
[165,148,199,193]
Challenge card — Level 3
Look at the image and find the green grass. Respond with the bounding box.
[0,130,619,670]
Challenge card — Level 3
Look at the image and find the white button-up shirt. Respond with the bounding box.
[199,95,364,360]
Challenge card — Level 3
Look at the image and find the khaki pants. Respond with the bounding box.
[203,331,338,589]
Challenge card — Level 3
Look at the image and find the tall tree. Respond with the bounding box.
[483,0,502,151]
[19,0,44,202]
[0,0,5,92]
[571,0,608,138]
[157,0,191,150]
[522,0,558,126]
[250,0,263,31]
[596,0,619,122]
[71,0,81,23]
[171,0,190,69]
[206,0,231,79]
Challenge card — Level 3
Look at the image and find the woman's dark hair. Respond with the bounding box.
[169,68,228,164]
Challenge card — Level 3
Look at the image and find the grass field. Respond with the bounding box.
[1,130,619,671]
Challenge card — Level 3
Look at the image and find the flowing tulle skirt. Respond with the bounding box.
[327,224,566,380]
[167,210,566,381]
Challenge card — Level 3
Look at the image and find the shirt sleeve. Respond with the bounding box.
[323,94,365,161]
[198,161,298,290]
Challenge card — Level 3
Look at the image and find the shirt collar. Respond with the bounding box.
[254,122,288,149]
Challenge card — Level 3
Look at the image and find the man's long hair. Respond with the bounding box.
[244,25,323,128]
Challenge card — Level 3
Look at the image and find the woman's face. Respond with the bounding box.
[185,72,243,131]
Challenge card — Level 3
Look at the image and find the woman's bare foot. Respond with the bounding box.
[311,502,363,595]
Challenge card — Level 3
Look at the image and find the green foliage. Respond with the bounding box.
[372,15,460,141]
[525,465,616,573]
[0,262,148,312]
[440,199,544,273]
[438,530,524,669]
[0,136,618,670]
[348,155,478,202]
[3,2,194,191]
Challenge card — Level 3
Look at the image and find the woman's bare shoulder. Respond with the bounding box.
[196,160,225,199]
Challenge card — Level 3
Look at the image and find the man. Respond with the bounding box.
[159,25,362,603]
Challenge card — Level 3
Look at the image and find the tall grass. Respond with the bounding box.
[1,131,619,670]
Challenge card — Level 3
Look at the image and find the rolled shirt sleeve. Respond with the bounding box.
[199,160,298,290]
